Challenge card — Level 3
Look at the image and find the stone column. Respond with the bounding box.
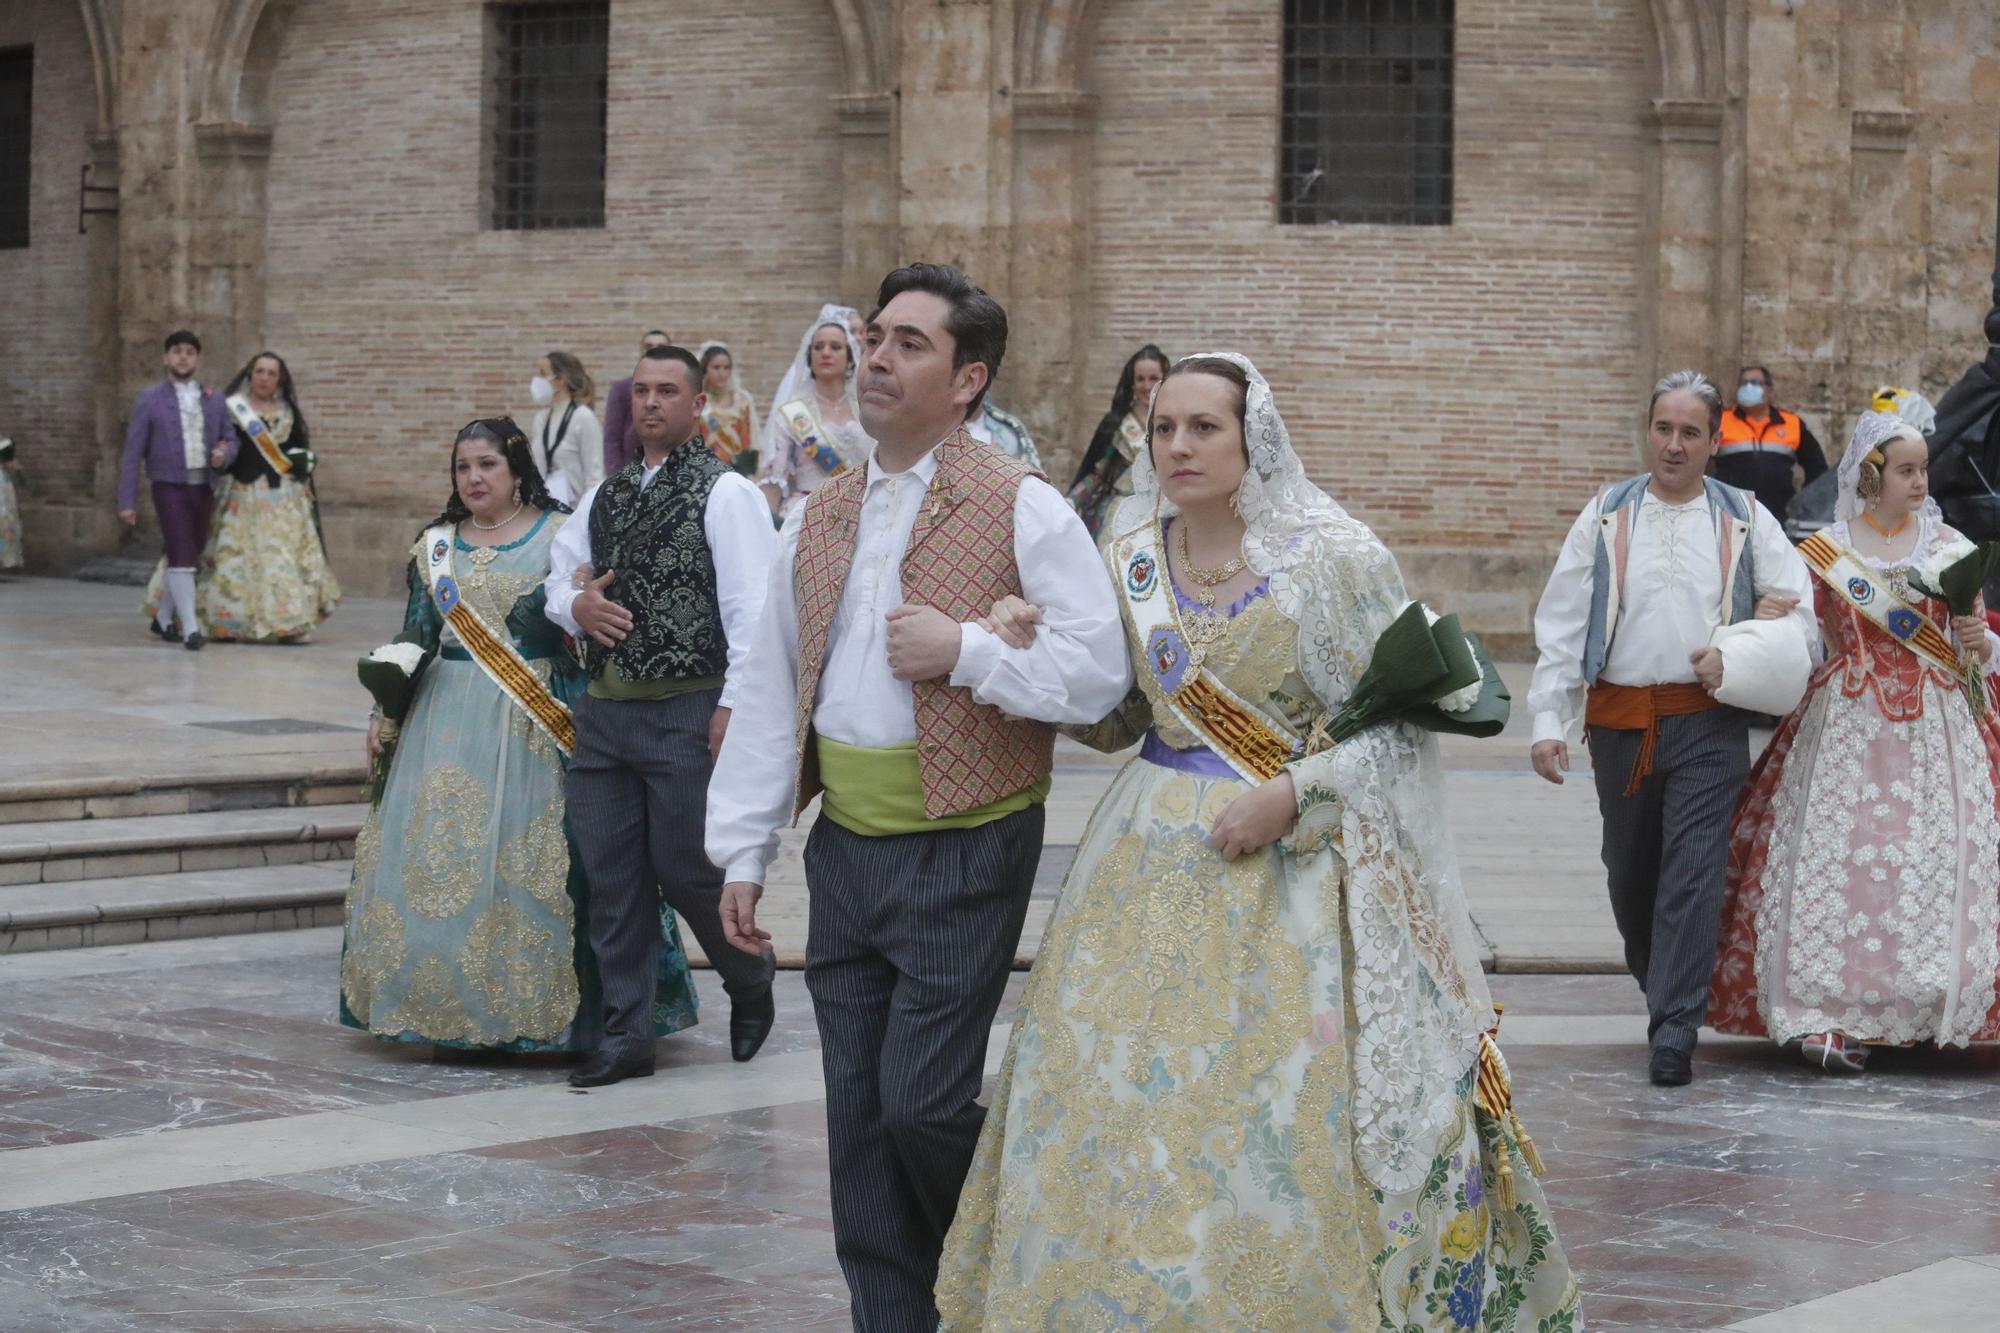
[1006,89,1093,459]
[836,92,898,307]
[1646,98,1727,381]
[893,0,1010,285]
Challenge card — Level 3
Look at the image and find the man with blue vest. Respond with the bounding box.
[1527,370,1815,1087]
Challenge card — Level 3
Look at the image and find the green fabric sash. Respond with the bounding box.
[586,664,724,701]
[816,736,1048,837]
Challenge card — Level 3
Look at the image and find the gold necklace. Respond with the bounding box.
[1175,524,1246,666]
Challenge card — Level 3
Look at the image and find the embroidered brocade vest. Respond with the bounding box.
[585,443,730,682]
[790,431,1057,821]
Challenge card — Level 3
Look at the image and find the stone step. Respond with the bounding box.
[0,804,367,887]
[0,765,369,825]
[0,860,351,954]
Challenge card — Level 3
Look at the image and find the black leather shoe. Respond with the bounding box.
[730,994,776,1063]
[183,631,205,652]
[1649,1047,1693,1087]
[568,1049,654,1088]
[150,619,171,639]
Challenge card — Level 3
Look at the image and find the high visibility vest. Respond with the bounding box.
[1717,408,1801,457]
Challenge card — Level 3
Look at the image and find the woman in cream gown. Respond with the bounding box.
[937,355,1580,1332]
[757,304,874,520]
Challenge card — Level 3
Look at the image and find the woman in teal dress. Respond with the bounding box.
[937,357,1580,1330]
[340,418,699,1053]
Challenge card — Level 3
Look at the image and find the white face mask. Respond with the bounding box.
[529,375,555,407]
[1736,381,1766,409]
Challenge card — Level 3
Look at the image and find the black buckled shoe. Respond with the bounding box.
[1649,1047,1693,1087]
[183,631,205,652]
[568,1048,655,1089]
[730,994,776,1063]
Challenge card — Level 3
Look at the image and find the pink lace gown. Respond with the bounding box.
[1710,534,2000,1047]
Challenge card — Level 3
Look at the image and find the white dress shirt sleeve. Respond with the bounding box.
[948,476,1135,722]
[542,483,601,636]
[706,472,781,711]
[1747,500,1819,654]
[1526,499,1604,746]
[705,508,805,886]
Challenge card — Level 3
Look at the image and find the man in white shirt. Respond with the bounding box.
[706,264,1131,1331]
[544,346,779,1087]
[1528,369,1815,1088]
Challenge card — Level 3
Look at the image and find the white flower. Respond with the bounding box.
[1408,602,1481,712]
[365,642,427,675]
[1921,537,1978,588]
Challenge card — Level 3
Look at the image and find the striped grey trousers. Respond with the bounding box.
[1588,706,1752,1055]
[803,804,1045,1333]
[566,690,774,1058]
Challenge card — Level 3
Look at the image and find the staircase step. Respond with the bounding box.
[0,765,368,825]
[0,861,352,954]
[0,805,367,886]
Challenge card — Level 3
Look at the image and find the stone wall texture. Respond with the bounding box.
[4,0,1999,649]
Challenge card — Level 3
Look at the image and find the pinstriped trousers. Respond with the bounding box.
[804,804,1045,1333]
[566,690,774,1058]
[1588,706,1751,1055]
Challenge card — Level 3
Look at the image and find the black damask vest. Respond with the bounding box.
[584,441,730,683]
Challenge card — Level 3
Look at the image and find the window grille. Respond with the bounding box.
[487,3,608,230]
[1279,0,1454,226]
[0,47,32,249]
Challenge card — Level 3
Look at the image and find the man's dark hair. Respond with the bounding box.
[640,344,705,392]
[873,262,1007,420]
[641,329,671,344]
[164,329,201,353]
[1738,364,1773,385]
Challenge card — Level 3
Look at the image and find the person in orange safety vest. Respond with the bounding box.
[1714,364,1828,526]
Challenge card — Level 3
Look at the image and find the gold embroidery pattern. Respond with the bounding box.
[377,954,486,1044]
[402,764,490,919]
[339,895,405,1021]
[459,899,578,1042]
[351,809,384,887]
[497,801,572,909]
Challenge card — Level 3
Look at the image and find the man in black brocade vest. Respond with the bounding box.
[545,345,780,1087]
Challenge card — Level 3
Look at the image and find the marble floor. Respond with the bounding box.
[1,929,1998,1331]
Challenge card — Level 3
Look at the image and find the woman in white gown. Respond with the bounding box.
[756,303,874,520]
[937,355,1580,1331]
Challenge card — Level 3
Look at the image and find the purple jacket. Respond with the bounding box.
[117,379,236,510]
[600,376,641,476]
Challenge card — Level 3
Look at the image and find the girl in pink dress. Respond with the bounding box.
[1709,411,2000,1071]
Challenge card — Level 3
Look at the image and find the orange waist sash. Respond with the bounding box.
[1585,682,1719,796]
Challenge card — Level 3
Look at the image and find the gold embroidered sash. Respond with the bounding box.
[1798,530,1964,678]
[226,394,291,477]
[1113,520,1301,783]
[422,524,575,755]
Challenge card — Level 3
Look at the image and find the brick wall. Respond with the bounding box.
[0,0,97,566]
[261,0,849,592]
[1079,0,1655,614]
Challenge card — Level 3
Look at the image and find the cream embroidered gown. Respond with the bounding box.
[339,513,699,1052]
[936,534,1581,1331]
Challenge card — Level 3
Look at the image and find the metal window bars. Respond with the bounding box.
[488,2,609,231]
[1279,0,1454,226]
[0,47,32,249]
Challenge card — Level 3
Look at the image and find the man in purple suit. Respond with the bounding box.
[599,328,672,476]
[116,330,234,649]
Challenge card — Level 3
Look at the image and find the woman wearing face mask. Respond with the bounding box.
[1066,344,1170,537]
[527,351,604,507]
[936,355,1580,1329]
[696,341,757,470]
[1710,412,2000,1073]
[757,304,872,520]
[341,419,698,1055]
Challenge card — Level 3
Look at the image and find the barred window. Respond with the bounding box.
[486,2,608,230]
[1279,1,1454,226]
[0,47,31,249]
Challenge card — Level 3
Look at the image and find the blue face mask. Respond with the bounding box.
[1736,381,1767,408]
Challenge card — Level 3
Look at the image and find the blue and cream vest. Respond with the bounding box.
[1581,474,1758,685]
